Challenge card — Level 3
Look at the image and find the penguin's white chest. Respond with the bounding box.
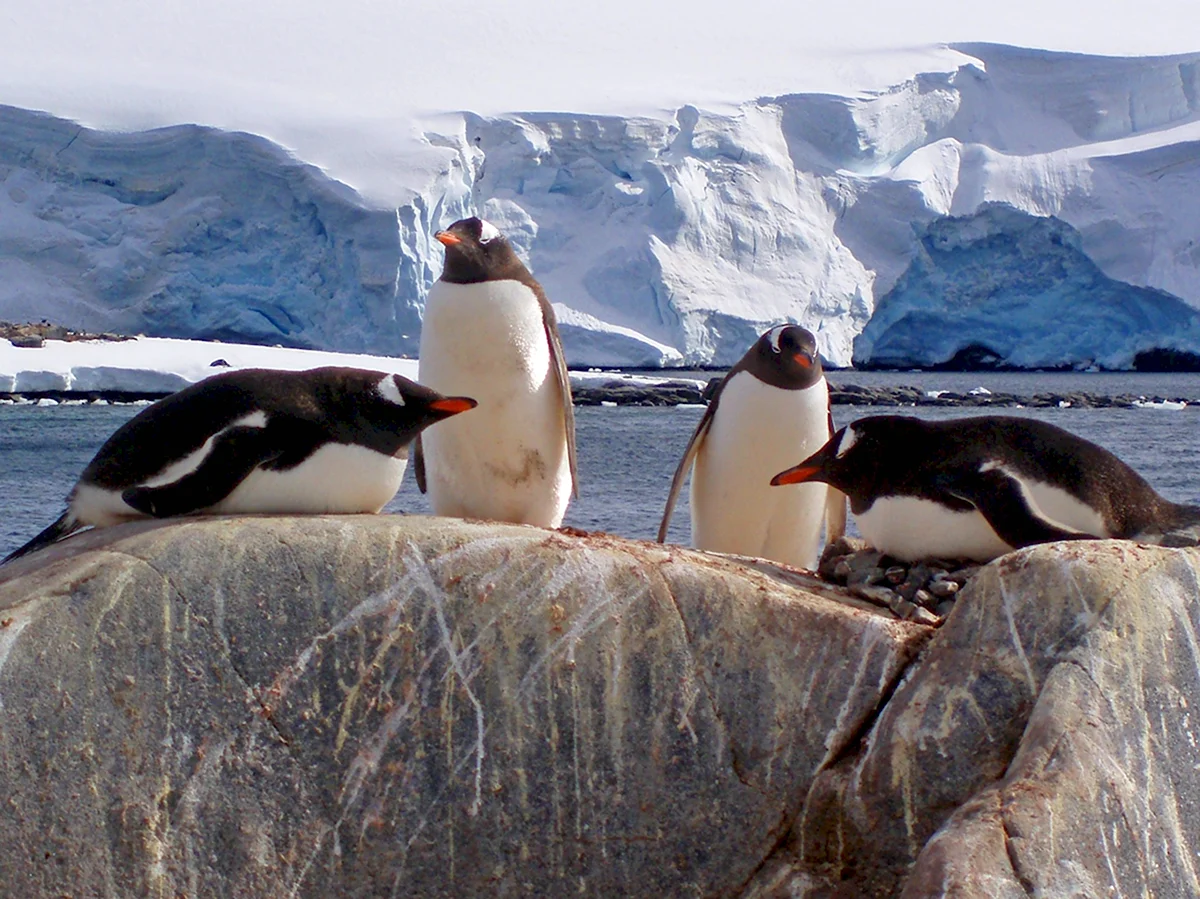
[70,443,408,525]
[212,444,408,515]
[855,498,1012,563]
[418,279,570,527]
[854,463,1111,564]
[691,373,830,568]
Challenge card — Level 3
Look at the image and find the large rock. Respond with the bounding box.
[0,516,926,898]
[4,521,1200,898]
[753,540,1200,897]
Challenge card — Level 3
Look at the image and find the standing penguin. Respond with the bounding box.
[2,367,477,564]
[657,324,845,570]
[415,216,578,527]
[771,414,1200,562]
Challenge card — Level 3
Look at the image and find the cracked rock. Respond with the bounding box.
[0,515,929,898]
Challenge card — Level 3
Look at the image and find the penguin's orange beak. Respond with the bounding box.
[430,396,477,415]
[794,351,813,368]
[771,462,823,486]
[772,439,834,486]
[435,230,461,246]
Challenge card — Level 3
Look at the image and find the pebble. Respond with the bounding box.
[818,539,982,624]
[928,579,960,599]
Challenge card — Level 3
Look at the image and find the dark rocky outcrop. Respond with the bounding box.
[572,379,707,406]
[1,519,1198,897]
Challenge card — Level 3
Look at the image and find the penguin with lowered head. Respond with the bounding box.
[771,413,1200,562]
[3,367,476,564]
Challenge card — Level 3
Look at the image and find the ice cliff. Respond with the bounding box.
[3,43,1200,369]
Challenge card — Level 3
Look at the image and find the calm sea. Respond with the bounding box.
[3,372,1199,558]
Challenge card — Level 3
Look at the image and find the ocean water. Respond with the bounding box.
[2,372,1199,558]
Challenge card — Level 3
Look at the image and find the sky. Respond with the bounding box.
[2,0,1199,201]
[4,0,1200,123]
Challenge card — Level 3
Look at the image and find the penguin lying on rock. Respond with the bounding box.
[658,324,845,571]
[771,414,1200,563]
[2,367,477,564]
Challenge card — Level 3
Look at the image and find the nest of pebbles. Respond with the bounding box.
[817,536,981,625]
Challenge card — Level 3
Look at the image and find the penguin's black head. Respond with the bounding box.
[771,415,924,501]
[745,324,824,390]
[435,217,529,284]
[359,373,477,452]
[376,373,477,423]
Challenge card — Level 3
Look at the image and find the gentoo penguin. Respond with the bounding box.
[2,367,477,564]
[415,216,578,527]
[771,414,1200,563]
[657,324,846,571]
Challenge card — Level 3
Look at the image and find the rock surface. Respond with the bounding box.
[752,540,1200,897]
[1,520,1198,897]
[0,516,926,898]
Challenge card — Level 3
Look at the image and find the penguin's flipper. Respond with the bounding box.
[530,285,579,499]
[656,403,717,543]
[122,426,284,518]
[412,433,428,494]
[945,468,1093,550]
[2,512,84,565]
[542,312,579,499]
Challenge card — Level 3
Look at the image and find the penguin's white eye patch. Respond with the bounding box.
[766,325,787,353]
[231,411,268,428]
[378,375,406,406]
[478,219,501,244]
[836,427,858,458]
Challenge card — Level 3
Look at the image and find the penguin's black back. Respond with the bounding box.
[846,415,1193,537]
[81,367,429,489]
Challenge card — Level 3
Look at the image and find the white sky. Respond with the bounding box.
[2,0,1198,202]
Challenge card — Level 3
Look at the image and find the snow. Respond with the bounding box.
[3,7,1200,369]
[0,336,700,395]
[0,337,419,394]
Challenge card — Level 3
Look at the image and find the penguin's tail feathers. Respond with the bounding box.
[2,512,85,566]
[1137,504,1200,549]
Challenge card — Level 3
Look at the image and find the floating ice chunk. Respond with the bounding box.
[1133,399,1187,410]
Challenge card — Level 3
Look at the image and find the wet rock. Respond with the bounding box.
[0,319,132,344]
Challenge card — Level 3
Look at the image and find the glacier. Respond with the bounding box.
[854,203,1200,370]
[3,43,1200,369]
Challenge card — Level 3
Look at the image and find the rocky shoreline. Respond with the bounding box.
[3,378,1198,407]
[0,320,130,348]
[571,378,1198,408]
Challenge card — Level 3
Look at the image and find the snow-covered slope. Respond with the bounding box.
[4,43,1200,368]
